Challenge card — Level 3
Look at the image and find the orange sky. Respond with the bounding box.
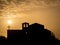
[0,0,60,39]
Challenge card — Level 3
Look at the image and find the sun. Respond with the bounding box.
[7,20,12,25]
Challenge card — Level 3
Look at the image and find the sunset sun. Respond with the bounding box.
[7,20,12,25]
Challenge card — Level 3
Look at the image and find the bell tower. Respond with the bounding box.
[22,22,29,31]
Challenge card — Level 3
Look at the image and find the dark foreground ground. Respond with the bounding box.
[0,23,60,45]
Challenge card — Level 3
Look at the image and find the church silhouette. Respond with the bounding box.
[7,22,60,45]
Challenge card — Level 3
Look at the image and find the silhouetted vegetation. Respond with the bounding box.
[0,36,7,45]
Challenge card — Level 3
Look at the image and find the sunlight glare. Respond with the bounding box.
[7,20,12,25]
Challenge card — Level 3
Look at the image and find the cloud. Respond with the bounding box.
[0,0,60,8]
[0,0,60,17]
[7,0,60,7]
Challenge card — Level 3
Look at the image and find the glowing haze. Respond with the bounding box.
[0,0,60,39]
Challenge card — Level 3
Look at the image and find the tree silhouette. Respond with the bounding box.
[0,36,7,45]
